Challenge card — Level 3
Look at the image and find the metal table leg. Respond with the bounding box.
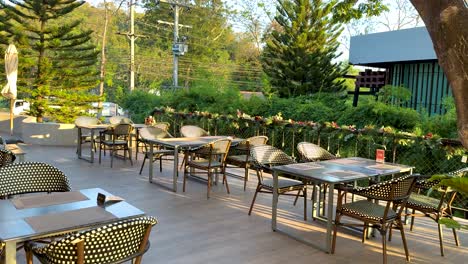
[272,170,279,231]
[173,147,179,192]
[5,240,17,264]
[149,143,154,183]
[326,183,335,253]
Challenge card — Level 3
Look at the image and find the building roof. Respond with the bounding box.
[349,27,437,67]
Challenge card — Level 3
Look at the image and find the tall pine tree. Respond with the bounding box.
[0,0,98,122]
[262,0,347,97]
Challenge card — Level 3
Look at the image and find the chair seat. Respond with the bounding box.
[143,149,174,156]
[187,159,222,169]
[226,154,250,164]
[102,140,128,145]
[262,177,304,190]
[341,200,397,222]
[407,193,444,212]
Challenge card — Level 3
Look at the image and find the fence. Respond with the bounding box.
[152,108,468,215]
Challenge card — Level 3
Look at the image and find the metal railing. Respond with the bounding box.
[152,109,468,215]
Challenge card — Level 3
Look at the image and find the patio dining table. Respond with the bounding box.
[270,157,413,253]
[76,123,147,163]
[146,136,244,192]
[0,188,145,264]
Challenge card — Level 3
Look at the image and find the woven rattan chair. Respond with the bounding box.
[297,142,336,162]
[180,125,209,137]
[75,116,100,152]
[25,216,158,264]
[249,145,308,220]
[225,136,268,191]
[296,142,338,215]
[109,116,133,125]
[405,168,467,256]
[183,138,232,199]
[0,162,71,199]
[99,123,133,168]
[332,175,416,264]
[0,148,16,166]
[138,127,174,175]
[153,122,170,131]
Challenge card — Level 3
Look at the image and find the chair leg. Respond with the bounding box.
[207,170,211,199]
[139,156,147,175]
[303,186,307,221]
[331,213,342,254]
[362,222,368,243]
[248,184,261,215]
[223,168,230,194]
[452,228,460,246]
[438,223,445,256]
[398,219,411,262]
[243,167,248,191]
[388,223,393,241]
[110,146,114,168]
[99,143,102,164]
[159,156,163,172]
[183,165,188,192]
[293,189,301,206]
[381,228,388,264]
[128,146,133,166]
[410,209,416,231]
[26,248,33,264]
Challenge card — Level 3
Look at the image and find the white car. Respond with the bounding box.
[90,102,125,117]
[12,100,30,115]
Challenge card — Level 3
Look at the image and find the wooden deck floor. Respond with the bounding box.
[10,144,468,263]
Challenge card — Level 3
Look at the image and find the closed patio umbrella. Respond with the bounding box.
[1,44,18,136]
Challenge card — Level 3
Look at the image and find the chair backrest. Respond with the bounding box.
[0,162,71,198]
[111,123,133,138]
[109,116,133,125]
[75,116,100,127]
[250,145,296,168]
[139,127,170,141]
[358,175,416,202]
[246,136,268,147]
[180,125,209,137]
[153,122,170,132]
[297,142,336,162]
[0,149,16,167]
[33,216,157,264]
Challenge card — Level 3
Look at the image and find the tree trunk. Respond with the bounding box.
[410,0,468,149]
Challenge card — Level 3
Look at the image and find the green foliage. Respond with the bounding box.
[262,0,347,97]
[0,0,99,122]
[378,84,412,106]
[338,100,420,130]
[420,97,458,138]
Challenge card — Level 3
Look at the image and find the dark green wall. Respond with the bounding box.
[389,61,451,115]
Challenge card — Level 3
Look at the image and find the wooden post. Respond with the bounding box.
[10,98,14,136]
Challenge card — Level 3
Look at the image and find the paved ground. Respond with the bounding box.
[5,142,468,263]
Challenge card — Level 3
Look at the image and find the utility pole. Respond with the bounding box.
[157,0,191,90]
[173,4,179,88]
[116,0,146,91]
[130,0,135,91]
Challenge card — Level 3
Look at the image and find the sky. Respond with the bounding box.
[84,0,423,62]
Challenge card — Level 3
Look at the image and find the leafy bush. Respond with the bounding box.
[337,100,421,131]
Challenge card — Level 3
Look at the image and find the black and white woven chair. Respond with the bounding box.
[0,148,16,167]
[332,175,416,264]
[25,216,158,264]
[405,168,467,256]
[249,145,308,220]
[225,136,268,191]
[0,162,71,199]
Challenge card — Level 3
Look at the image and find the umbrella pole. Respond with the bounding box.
[9,98,14,136]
